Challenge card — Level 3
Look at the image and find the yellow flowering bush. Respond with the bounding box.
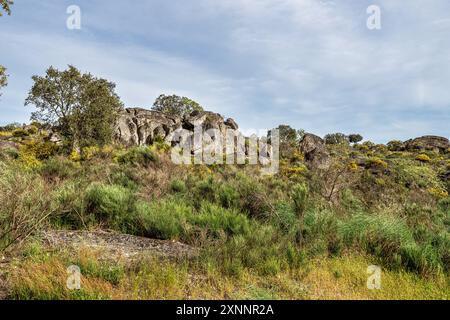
[69,150,81,162]
[428,187,448,199]
[348,162,359,171]
[81,146,100,161]
[416,154,431,162]
[367,157,388,169]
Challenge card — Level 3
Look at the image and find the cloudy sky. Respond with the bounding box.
[0,0,449,142]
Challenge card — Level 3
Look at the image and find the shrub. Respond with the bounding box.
[367,157,388,169]
[26,125,39,135]
[218,184,240,209]
[132,199,251,242]
[69,150,81,162]
[85,184,136,228]
[193,177,217,204]
[324,133,349,145]
[337,213,445,273]
[19,139,58,161]
[427,188,448,199]
[291,183,308,218]
[170,179,186,193]
[387,140,405,151]
[0,164,53,252]
[81,146,100,161]
[117,146,158,167]
[416,154,431,163]
[302,210,341,255]
[236,176,272,218]
[40,157,79,180]
[12,128,29,138]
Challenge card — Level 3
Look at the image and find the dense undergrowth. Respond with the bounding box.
[0,132,449,299]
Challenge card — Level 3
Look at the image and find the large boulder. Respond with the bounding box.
[115,108,239,147]
[405,136,449,153]
[115,108,182,146]
[299,133,331,170]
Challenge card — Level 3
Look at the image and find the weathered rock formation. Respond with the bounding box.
[299,133,331,170]
[115,108,240,147]
[405,136,449,153]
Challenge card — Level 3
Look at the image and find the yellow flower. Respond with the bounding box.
[69,150,81,162]
[427,188,448,199]
[348,162,359,171]
[415,154,431,162]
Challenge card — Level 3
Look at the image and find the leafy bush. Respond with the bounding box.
[416,154,431,162]
[291,183,308,218]
[131,199,251,242]
[218,184,240,209]
[85,184,136,228]
[117,146,158,167]
[324,133,349,145]
[367,157,388,169]
[170,179,187,193]
[12,128,29,138]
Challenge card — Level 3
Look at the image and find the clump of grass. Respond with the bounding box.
[85,183,136,228]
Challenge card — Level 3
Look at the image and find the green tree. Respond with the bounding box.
[152,94,204,118]
[0,0,13,16]
[269,125,305,159]
[348,134,363,144]
[25,65,124,149]
[0,65,6,97]
[324,133,349,145]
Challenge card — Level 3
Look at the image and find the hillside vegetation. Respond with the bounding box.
[0,119,449,300]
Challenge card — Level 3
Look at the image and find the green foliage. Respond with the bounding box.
[116,146,158,167]
[131,199,250,242]
[269,125,304,159]
[12,128,29,137]
[39,157,79,181]
[152,94,204,118]
[0,122,20,132]
[348,134,363,144]
[324,133,349,145]
[0,164,53,252]
[85,184,136,228]
[387,140,405,151]
[170,179,187,193]
[291,183,308,218]
[25,65,123,149]
[0,0,13,16]
[218,184,240,209]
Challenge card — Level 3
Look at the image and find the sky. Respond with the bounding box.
[0,0,449,143]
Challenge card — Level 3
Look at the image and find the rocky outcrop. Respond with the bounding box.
[115,108,182,146]
[115,108,239,146]
[299,133,331,170]
[405,136,449,153]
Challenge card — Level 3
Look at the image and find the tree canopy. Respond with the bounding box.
[348,134,363,144]
[0,0,13,16]
[269,124,305,159]
[152,94,204,118]
[25,65,124,148]
[324,133,350,145]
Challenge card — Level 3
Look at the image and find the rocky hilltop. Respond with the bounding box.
[114,108,239,146]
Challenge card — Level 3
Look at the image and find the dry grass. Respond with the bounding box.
[6,247,449,300]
